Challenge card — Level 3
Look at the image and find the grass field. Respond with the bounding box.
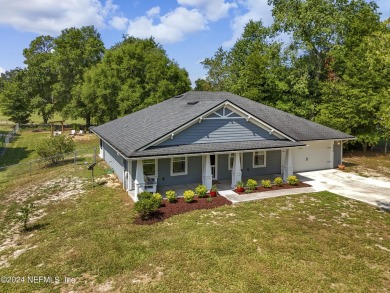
[343,150,390,181]
[0,132,389,292]
[0,110,85,125]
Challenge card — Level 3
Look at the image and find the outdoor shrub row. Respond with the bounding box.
[236,176,299,191]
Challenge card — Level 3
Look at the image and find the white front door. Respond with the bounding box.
[210,155,217,180]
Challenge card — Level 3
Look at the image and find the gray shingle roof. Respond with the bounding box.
[91,91,354,158]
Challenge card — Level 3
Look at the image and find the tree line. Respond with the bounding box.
[195,0,390,152]
[0,0,389,151]
[0,27,191,127]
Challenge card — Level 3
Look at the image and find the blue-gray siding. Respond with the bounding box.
[157,156,202,186]
[333,141,342,167]
[103,141,124,182]
[217,154,231,180]
[242,150,281,178]
[159,118,280,146]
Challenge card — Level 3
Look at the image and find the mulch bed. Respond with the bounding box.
[234,182,311,194]
[134,195,232,225]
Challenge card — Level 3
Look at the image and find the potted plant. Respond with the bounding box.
[235,181,245,192]
[338,163,346,170]
[210,185,218,197]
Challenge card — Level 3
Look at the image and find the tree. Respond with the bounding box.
[23,35,57,124]
[81,37,191,123]
[53,26,105,126]
[0,68,32,124]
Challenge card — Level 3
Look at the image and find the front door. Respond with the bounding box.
[210,155,217,180]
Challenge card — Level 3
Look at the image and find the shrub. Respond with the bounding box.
[153,193,163,206]
[246,179,258,190]
[287,175,299,186]
[261,179,272,188]
[195,184,208,198]
[166,190,177,203]
[183,190,195,203]
[135,191,160,219]
[206,197,213,203]
[16,203,34,232]
[274,177,284,186]
[36,135,75,165]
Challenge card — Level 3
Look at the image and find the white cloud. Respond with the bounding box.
[127,7,207,44]
[223,0,273,47]
[0,66,5,74]
[178,0,237,21]
[0,0,119,35]
[146,6,161,18]
[109,16,128,30]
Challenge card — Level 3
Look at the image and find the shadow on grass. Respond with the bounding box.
[0,134,34,167]
[25,223,49,232]
[343,161,358,167]
[376,201,390,212]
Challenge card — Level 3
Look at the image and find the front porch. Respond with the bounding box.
[127,148,295,201]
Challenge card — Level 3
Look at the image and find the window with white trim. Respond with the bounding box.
[253,151,266,168]
[143,159,156,176]
[171,157,187,176]
[228,153,243,170]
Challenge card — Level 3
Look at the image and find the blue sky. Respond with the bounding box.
[0,0,389,85]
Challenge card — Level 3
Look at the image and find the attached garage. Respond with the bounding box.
[292,140,333,172]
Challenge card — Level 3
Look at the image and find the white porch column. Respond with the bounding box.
[282,149,293,181]
[202,155,213,190]
[134,160,145,197]
[128,160,133,191]
[231,152,242,188]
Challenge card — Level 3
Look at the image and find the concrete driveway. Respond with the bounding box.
[297,169,390,210]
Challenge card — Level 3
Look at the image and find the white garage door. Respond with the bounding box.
[292,141,332,172]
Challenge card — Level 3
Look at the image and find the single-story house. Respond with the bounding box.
[91,91,355,201]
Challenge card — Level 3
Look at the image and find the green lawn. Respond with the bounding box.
[0,110,85,125]
[0,136,389,292]
[0,161,388,292]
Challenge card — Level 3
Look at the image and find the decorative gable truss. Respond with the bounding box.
[143,102,294,150]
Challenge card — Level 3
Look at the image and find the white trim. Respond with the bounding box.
[253,150,267,168]
[170,156,188,176]
[131,145,305,161]
[228,152,243,170]
[140,101,295,150]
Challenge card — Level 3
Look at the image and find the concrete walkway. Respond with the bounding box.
[219,187,317,204]
[220,169,390,209]
[297,169,390,210]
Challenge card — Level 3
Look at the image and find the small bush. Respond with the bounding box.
[287,175,299,186]
[195,184,208,198]
[261,179,272,188]
[206,198,213,203]
[246,179,258,190]
[183,190,195,203]
[16,203,34,232]
[135,191,160,219]
[274,177,284,186]
[36,135,75,165]
[153,193,163,206]
[166,190,177,203]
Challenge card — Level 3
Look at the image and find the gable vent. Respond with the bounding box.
[187,101,199,105]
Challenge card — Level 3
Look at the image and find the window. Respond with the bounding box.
[253,151,266,168]
[171,157,187,176]
[228,153,243,170]
[143,159,156,176]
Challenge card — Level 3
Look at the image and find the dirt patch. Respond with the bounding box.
[134,196,232,225]
[233,182,311,194]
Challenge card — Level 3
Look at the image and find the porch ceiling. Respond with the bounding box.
[129,140,305,158]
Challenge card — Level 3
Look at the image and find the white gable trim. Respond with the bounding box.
[139,101,295,151]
